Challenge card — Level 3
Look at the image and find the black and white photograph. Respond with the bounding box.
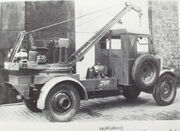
[0,0,180,130]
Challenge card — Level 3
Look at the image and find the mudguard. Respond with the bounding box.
[159,69,176,77]
[37,76,88,110]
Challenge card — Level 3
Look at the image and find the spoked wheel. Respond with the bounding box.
[153,74,176,106]
[123,86,141,99]
[43,84,80,122]
[24,99,42,112]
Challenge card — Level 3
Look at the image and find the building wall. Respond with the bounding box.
[25,1,75,54]
[0,0,75,104]
[149,0,179,71]
[0,2,25,104]
[0,2,25,49]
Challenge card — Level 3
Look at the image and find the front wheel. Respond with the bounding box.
[43,84,80,122]
[153,74,176,106]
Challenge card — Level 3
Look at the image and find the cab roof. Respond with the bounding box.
[109,29,151,36]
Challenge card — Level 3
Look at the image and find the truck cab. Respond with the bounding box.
[95,29,154,86]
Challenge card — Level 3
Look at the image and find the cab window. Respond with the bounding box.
[100,39,110,49]
[111,39,121,50]
[137,37,149,53]
[100,39,110,57]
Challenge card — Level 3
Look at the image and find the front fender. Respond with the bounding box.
[37,76,88,110]
[159,69,176,77]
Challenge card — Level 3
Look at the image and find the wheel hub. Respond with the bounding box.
[140,62,156,84]
[52,92,72,113]
[58,97,71,110]
[160,82,172,99]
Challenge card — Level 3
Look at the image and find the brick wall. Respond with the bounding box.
[149,0,179,71]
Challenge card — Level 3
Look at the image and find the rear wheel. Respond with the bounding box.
[43,84,80,122]
[153,74,176,106]
[24,99,41,112]
[123,86,141,99]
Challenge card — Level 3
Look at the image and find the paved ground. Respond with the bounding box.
[0,88,180,122]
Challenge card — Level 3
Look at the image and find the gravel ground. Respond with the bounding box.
[0,88,180,122]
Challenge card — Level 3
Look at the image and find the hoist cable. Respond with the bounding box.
[76,6,120,28]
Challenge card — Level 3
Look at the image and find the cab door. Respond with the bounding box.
[109,34,137,86]
[108,36,123,82]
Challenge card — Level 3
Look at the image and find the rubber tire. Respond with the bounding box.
[123,86,141,99]
[132,54,159,90]
[24,99,42,112]
[43,84,80,122]
[153,74,176,106]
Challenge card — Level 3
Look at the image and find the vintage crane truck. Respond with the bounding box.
[4,3,176,122]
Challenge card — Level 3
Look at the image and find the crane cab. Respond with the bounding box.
[95,29,153,86]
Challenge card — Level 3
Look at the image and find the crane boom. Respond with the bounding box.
[8,3,142,67]
[66,3,142,66]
